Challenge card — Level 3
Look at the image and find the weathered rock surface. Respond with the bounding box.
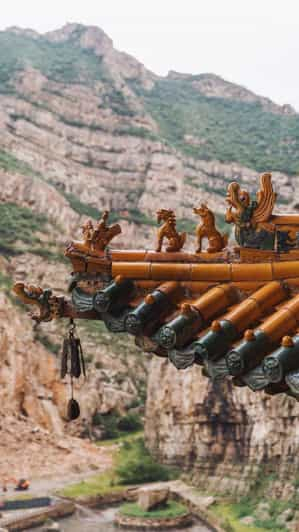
[240,516,255,526]
[1,22,299,491]
[145,358,299,494]
[277,508,294,526]
[0,287,117,479]
[254,502,271,521]
[187,72,296,115]
[138,485,170,511]
[0,290,66,433]
[115,512,193,530]
[3,252,147,437]
[0,24,296,250]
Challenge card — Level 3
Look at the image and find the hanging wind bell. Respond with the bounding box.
[61,319,86,421]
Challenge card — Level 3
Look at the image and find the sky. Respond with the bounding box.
[1,0,299,109]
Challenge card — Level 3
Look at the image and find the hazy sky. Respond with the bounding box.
[1,0,299,109]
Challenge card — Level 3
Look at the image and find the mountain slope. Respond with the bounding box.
[0,23,299,492]
[0,24,298,222]
[140,75,299,173]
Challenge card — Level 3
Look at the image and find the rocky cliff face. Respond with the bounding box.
[0,23,298,237]
[145,359,299,495]
[1,23,299,484]
[0,281,66,433]
[0,259,114,479]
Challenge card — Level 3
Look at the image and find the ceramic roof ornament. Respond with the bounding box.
[14,173,299,414]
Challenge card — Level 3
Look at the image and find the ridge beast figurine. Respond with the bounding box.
[14,173,299,417]
[193,203,228,253]
[67,210,121,256]
[156,209,186,252]
[225,172,299,251]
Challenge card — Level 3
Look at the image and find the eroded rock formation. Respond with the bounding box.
[145,358,299,494]
[1,22,299,485]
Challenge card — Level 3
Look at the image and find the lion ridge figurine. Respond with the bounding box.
[156,209,186,252]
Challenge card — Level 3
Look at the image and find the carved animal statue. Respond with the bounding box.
[14,172,299,408]
[225,172,277,233]
[193,204,228,253]
[225,172,299,251]
[13,283,60,322]
[68,210,121,256]
[91,210,121,252]
[13,283,43,305]
[156,209,186,252]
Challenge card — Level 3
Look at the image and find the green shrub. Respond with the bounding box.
[254,518,286,530]
[62,192,101,219]
[92,411,143,439]
[128,398,144,409]
[103,88,135,117]
[115,126,158,140]
[115,437,178,484]
[0,202,48,255]
[0,29,108,87]
[233,489,291,531]
[138,77,299,175]
[234,497,255,519]
[59,437,180,499]
[92,412,120,439]
[221,519,235,532]
[0,150,39,177]
[59,118,87,129]
[117,413,143,433]
[125,208,156,226]
[62,193,156,229]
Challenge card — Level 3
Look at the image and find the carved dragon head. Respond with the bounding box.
[13,283,55,322]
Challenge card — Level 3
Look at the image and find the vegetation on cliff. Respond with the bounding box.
[60,436,178,499]
[139,77,299,174]
[2,25,299,177]
[0,149,39,177]
[0,202,48,255]
[210,467,299,531]
[92,411,143,440]
[0,28,107,89]
[1,23,299,504]
[116,438,178,485]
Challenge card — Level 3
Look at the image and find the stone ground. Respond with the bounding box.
[0,478,219,531]
[0,448,114,531]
